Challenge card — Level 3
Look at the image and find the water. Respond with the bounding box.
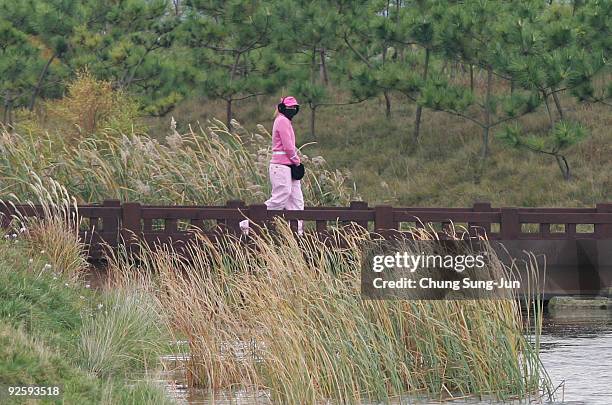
[539,309,612,404]
[159,309,612,404]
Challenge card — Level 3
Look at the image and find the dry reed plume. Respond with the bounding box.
[0,119,356,206]
[2,172,88,281]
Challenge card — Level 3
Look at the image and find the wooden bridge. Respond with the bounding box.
[2,200,612,296]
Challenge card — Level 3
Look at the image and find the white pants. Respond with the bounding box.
[240,164,304,234]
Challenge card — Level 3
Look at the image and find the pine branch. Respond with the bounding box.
[343,34,373,69]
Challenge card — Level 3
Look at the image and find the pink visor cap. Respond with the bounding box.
[281,96,299,107]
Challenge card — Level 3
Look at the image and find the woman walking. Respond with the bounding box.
[240,96,304,234]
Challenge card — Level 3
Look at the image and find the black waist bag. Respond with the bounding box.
[287,163,305,180]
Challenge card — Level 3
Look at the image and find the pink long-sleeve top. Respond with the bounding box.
[270,114,300,165]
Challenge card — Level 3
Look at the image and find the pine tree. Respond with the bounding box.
[0,20,43,125]
[181,0,278,129]
[495,1,609,181]
[340,0,398,119]
[0,0,79,116]
[394,0,440,145]
[497,120,588,180]
[420,1,544,162]
[272,0,345,139]
[71,0,182,115]
[563,0,611,105]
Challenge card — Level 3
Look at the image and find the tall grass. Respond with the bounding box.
[0,119,356,206]
[99,380,176,405]
[77,287,170,378]
[2,173,87,281]
[2,74,355,207]
[0,177,176,404]
[108,222,551,404]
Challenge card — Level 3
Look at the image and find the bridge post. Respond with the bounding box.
[248,204,268,235]
[98,199,121,259]
[101,199,120,234]
[226,200,245,235]
[595,203,612,296]
[596,203,612,238]
[472,201,492,238]
[0,202,13,229]
[375,205,395,238]
[350,201,369,229]
[121,202,142,251]
[500,208,520,239]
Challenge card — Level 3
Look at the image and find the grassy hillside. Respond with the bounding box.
[148,86,611,208]
[0,230,174,405]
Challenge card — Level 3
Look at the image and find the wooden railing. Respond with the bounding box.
[2,200,612,259]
